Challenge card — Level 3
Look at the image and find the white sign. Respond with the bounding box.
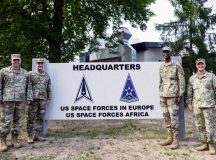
[46,62,162,120]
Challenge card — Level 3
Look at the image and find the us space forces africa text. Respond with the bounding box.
[60,105,154,119]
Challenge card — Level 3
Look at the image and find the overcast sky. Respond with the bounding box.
[124,0,216,44]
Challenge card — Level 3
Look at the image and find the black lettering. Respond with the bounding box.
[136,64,141,70]
[113,64,119,70]
[120,105,127,110]
[71,106,91,111]
[77,112,96,117]
[98,112,123,117]
[128,105,154,110]
[102,64,108,70]
[93,106,118,110]
[119,64,124,70]
[84,65,90,70]
[66,113,74,118]
[80,65,84,70]
[61,106,69,111]
[73,65,79,71]
[125,64,129,70]
[108,65,113,70]
[125,112,149,117]
[96,65,102,70]
[90,65,95,70]
[130,64,136,70]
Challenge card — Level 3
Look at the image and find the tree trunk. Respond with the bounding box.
[47,0,64,62]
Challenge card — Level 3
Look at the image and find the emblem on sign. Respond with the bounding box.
[120,73,139,103]
[74,75,93,103]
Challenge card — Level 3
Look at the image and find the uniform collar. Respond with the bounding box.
[163,61,173,66]
[195,71,207,79]
[10,66,21,73]
[35,70,45,75]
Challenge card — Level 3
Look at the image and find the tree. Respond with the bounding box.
[156,0,216,74]
[0,0,155,69]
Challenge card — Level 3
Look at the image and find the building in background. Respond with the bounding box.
[80,28,181,63]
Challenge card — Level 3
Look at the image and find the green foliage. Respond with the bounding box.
[156,0,216,76]
[0,0,155,69]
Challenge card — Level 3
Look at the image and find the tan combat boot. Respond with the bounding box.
[195,143,208,151]
[34,131,46,142]
[159,133,173,146]
[27,134,34,144]
[11,134,22,148]
[208,144,216,155]
[170,132,179,149]
[0,136,7,152]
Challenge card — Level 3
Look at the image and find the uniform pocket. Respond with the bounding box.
[168,67,177,79]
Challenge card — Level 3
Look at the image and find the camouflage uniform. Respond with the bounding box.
[27,68,51,136]
[0,66,32,137]
[187,71,216,144]
[159,61,185,134]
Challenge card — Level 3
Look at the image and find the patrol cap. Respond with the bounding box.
[35,58,44,63]
[195,58,205,64]
[162,46,171,52]
[11,54,21,60]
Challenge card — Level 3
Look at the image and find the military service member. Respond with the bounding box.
[0,54,32,152]
[27,58,51,144]
[187,58,216,155]
[159,46,185,149]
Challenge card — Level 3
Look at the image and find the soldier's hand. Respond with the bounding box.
[26,100,32,105]
[175,96,181,105]
[187,104,193,112]
[214,105,216,111]
[46,99,51,106]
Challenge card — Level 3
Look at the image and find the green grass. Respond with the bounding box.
[22,154,55,160]
[48,120,166,139]
[35,155,55,160]
[186,131,194,137]
[84,130,99,138]
[0,152,16,160]
[67,153,102,160]
[122,120,138,130]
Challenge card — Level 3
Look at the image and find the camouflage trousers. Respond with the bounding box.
[193,107,216,144]
[0,101,25,137]
[160,97,179,133]
[27,100,46,135]
[0,106,2,120]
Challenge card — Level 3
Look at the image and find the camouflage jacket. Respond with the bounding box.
[186,71,216,108]
[0,66,33,102]
[159,61,185,97]
[29,70,51,100]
